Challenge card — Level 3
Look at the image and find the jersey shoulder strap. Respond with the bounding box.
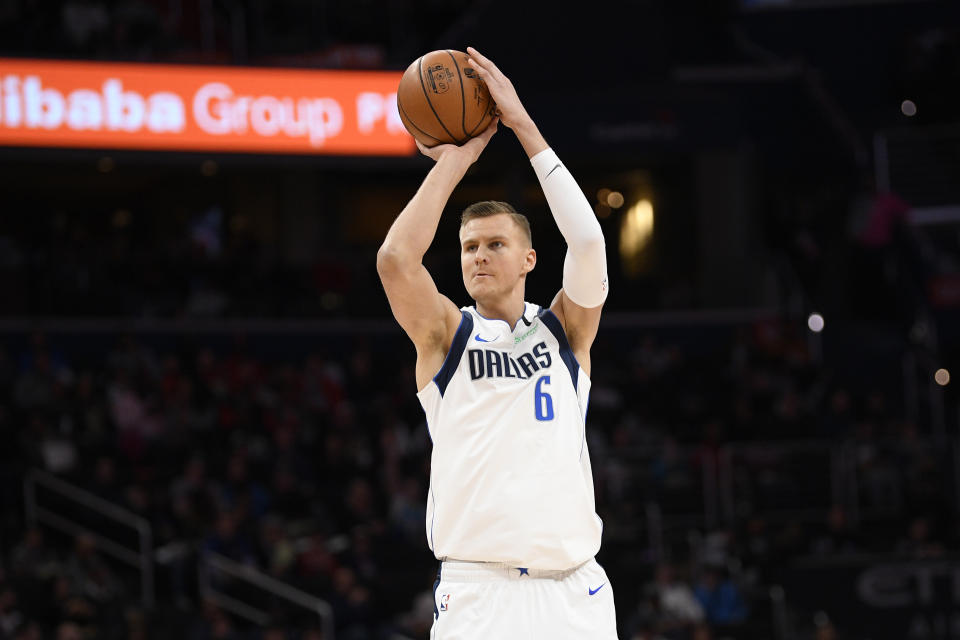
[536,307,580,389]
[433,310,473,397]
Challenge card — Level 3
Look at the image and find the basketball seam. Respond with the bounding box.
[397,98,444,145]
[465,101,491,137]
[418,55,464,145]
[446,50,468,139]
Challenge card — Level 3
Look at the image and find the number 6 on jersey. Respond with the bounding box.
[534,375,554,421]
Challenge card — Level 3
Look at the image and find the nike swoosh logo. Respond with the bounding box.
[588,583,605,596]
[545,163,562,178]
[474,335,498,343]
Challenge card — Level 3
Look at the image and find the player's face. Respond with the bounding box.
[459,214,535,301]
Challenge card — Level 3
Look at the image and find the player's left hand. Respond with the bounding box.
[466,46,530,131]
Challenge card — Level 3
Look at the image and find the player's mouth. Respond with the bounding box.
[474,272,492,279]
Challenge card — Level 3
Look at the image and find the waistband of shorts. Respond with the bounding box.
[439,558,590,582]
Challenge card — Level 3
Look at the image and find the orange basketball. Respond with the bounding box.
[396,49,497,147]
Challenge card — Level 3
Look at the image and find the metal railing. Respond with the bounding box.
[615,434,960,542]
[200,552,335,639]
[23,469,338,637]
[23,469,154,606]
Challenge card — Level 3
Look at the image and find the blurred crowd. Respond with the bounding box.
[0,0,471,68]
[0,206,380,319]
[0,3,957,638]
[0,306,955,639]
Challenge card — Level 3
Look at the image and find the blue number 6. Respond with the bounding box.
[534,375,554,421]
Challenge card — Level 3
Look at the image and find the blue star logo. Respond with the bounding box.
[518,567,529,576]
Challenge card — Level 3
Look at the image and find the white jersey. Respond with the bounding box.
[416,302,603,570]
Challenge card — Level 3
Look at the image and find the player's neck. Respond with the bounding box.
[475,296,526,330]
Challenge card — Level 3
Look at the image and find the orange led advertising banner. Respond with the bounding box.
[0,58,416,155]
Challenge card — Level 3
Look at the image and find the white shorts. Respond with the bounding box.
[430,557,618,639]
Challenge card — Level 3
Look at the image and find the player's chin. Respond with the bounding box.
[465,279,491,299]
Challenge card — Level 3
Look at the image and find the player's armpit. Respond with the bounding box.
[550,288,603,377]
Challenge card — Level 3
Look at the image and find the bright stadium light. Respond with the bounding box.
[807,312,824,333]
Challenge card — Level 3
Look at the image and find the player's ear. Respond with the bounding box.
[523,248,536,274]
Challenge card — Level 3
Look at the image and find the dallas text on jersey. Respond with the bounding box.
[467,341,552,380]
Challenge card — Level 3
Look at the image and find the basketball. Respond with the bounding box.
[396,49,497,147]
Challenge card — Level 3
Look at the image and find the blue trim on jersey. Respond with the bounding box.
[429,483,436,551]
[580,397,590,459]
[538,308,580,390]
[433,310,474,397]
[432,564,442,620]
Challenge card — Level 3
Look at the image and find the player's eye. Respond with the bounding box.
[465,245,477,252]
[490,241,503,249]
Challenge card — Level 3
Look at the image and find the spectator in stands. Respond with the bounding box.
[170,454,217,539]
[256,516,296,579]
[10,527,60,582]
[216,449,271,523]
[12,620,42,640]
[202,510,257,566]
[808,505,861,556]
[55,621,84,640]
[329,566,372,639]
[0,585,24,638]
[187,600,240,640]
[63,533,122,606]
[649,562,705,638]
[897,514,946,558]
[692,563,749,628]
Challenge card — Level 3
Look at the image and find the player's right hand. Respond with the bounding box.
[416,117,498,164]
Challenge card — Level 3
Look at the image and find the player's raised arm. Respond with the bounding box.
[376,121,498,378]
[467,47,608,370]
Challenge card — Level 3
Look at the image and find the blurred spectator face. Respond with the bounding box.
[215,512,236,538]
[74,532,96,558]
[0,587,16,612]
[211,611,233,639]
[299,535,334,575]
[333,567,356,594]
[53,576,72,600]
[186,456,206,484]
[700,567,721,590]
[346,478,372,515]
[260,518,282,545]
[909,517,931,542]
[655,563,674,585]
[692,625,712,640]
[352,527,371,555]
[25,527,43,549]
[55,622,82,640]
[816,624,837,640]
[95,456,115,484]
[227,453,247,484]
[273,468,296,493]
[827,505,847,531]
[14,621,42,640]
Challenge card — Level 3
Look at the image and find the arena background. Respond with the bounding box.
[1,1,959,639]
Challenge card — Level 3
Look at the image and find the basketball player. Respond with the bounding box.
[377,47,617,639]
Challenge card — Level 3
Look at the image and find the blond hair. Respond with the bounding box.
[460,201,532,246]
